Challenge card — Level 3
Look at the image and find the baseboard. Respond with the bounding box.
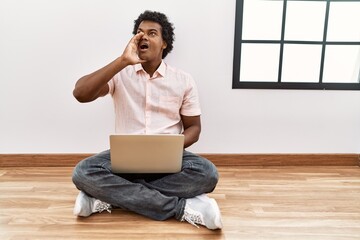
[0,153,359,167]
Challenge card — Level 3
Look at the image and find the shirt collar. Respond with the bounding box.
[135,61,166,78]
[157,61,166,77]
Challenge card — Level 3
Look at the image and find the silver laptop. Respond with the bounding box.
[110,134,184,173]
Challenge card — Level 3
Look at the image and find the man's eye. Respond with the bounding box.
[149,32,156,36]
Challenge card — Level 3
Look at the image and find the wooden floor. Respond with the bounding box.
[1,166,360,240]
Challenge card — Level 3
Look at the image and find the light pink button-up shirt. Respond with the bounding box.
[108,61,201,134]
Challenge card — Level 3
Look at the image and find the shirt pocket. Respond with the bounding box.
[159,96,181,119]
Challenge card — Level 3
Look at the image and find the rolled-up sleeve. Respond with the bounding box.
[180,76,201,116]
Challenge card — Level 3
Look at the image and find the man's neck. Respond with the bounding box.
[141,60,162,77]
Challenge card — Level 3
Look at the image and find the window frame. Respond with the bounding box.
[232,0,360,90]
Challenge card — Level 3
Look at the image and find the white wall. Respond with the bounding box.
[1,0,359,154]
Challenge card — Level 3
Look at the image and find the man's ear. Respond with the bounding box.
[162,41,167,49]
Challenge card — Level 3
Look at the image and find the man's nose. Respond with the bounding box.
[141,33,149,41]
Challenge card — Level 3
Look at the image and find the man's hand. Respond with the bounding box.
[73,33,147,103]
[122,32,147,65]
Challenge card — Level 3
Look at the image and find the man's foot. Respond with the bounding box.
[73,191,112,217]
[181,194,223,230]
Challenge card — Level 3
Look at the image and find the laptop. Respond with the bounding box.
[109,134,184,173]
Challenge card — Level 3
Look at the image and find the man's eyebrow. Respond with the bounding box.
[138,28,159,32]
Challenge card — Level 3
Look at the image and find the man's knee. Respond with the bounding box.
[195,157,219,192]
[72,159,88,187]
[205,160,219,191]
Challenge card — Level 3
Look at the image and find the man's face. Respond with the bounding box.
[136,20,167,62]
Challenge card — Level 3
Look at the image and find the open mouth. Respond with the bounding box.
[139,42,149,50]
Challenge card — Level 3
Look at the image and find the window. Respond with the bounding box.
[232,0,360,90]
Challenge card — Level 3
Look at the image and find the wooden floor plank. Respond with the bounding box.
[0,166,359,239]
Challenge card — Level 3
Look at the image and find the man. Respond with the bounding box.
[72,10,222,230]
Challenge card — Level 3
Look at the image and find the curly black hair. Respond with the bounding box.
[132,10,175,59]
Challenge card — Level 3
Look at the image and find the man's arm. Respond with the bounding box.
[181,115,201,148]
[73,33,146,103]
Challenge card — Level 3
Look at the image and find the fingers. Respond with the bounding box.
[131,32,144,45]
[132,33,147,63]
[121,32,147,65]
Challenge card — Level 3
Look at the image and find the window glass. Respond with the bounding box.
[327,2,360,41]
[242,0,283,40]
[323,45,360,83]
[284,1,326,41]
[240,43,280,82]
[282,44,322,83]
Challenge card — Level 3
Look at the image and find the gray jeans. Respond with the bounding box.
[72,150,219,221]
